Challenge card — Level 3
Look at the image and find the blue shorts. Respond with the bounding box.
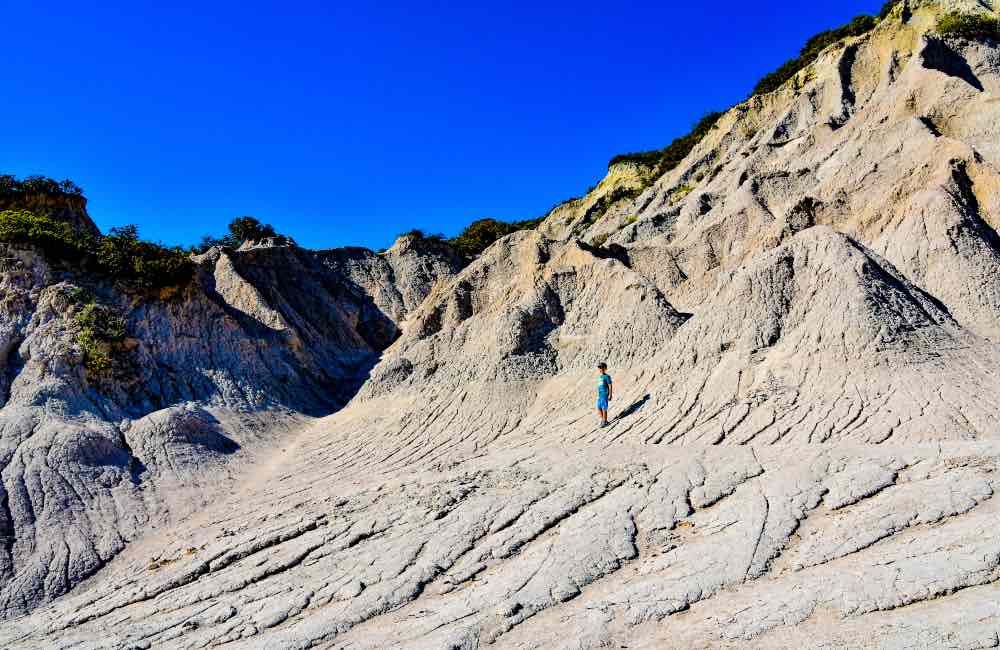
[597,395,609,410]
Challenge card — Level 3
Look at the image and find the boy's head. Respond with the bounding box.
[597,362,607,373]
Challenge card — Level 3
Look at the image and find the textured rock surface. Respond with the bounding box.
[318,234,464,336]
[555,0,1000,341]
[0,237,457,620]
[3,1,1000,648]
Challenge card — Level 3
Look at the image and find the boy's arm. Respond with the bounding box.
[608,376,613,400]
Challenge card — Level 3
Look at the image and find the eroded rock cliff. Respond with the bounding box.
[0,235,457,620]
[2,1,1000,648]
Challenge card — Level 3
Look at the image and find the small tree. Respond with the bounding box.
[189,216,295,252]
[227,216,277,243]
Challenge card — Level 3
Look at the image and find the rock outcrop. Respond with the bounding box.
[2,1,1000,648]
[0,235,457,620]
[318,233,465,336]
[556,0,1000,341]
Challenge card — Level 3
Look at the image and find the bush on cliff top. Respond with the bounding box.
[750,14,878,96]
[606,4,898,176]
[401,216,544,260]
[447,217,544,259]
[95,225,193,290]
[0,209,193,292]
[0,175,83,198]
[936,12,1000,41]
[191,215,295,253]
[609,112,724,175]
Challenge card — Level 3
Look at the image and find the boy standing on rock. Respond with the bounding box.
[596,362,613,427]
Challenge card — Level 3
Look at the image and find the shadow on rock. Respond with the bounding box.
[617,394,651,420]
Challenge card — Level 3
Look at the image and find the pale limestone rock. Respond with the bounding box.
[2,2,1000,648]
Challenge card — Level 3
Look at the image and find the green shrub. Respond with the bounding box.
[393,218,546,261]
[0,210,193,292]
[228,216,276,242]
[447,217,543,259]
[74,302,127,377]
[64,285,93,305]
[95,225,193,291]
[0,210,90,259]
[751,15,878,96]
[608,150,661,168]
[936,11,1000,41]
[0,175,83,198]
[609,112,723,177]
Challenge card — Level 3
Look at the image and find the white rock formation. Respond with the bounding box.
[2,1,1000,648]
[0,236,457,621]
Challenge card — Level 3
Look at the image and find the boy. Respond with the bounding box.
[596,362,613,427]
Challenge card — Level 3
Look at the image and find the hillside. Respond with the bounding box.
[2,0,1000,648]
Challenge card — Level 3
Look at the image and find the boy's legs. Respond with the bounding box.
[596,396,609,425]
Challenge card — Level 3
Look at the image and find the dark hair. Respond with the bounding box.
[597,362,607,369]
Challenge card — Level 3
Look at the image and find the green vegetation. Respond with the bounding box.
[578,186,644,232]
[95,225,193,291]
[73,300,127,377]
[192,216,295,252]
[0,175,194,293]
[399,228,446,241]
[0,209,192,293]
[750,15,878,96]
[555,196,581,208]
[0,210,87,259]
[0,175,89,225]
[750,1,900,97]
[608,112,724,176]
[599,2,902,205]
[936,11,1000,41]
[0,175,83,198]
[401,217,545,260]
[447,217,544,259]
[670,184,695,204]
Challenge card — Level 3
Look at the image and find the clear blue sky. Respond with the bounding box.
[5,0,883,250]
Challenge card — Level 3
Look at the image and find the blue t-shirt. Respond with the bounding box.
[597,373,612,397]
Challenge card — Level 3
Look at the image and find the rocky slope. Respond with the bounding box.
[558,0,1000,341]
[2,0,1000,648]
[0,234,458,621]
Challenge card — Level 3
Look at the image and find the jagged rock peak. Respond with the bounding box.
[2,1,1000,648]
[236,236,295,251]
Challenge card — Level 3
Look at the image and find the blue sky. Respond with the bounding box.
[5,1,883,250]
